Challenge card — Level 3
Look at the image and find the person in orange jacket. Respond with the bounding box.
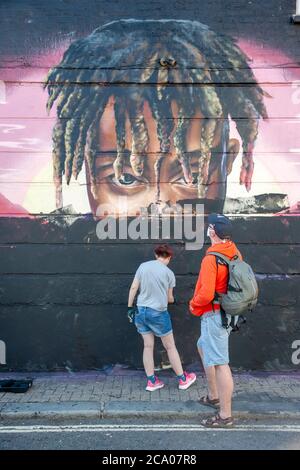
[190,213,242,428]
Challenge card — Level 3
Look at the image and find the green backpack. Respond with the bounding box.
[208,252,258,316]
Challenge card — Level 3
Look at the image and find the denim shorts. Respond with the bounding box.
[197,311,230,367]
[135,306,173,337]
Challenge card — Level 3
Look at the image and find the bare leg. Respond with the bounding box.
[161,333,184,376]
[198,345,218,400]
[142,333,155,377]
[215,364,234,419]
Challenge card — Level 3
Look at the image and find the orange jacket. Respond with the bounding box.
[189,241,242,317]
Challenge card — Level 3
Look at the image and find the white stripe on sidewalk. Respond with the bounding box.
[1,424,300,433]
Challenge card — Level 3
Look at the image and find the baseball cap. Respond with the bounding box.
[207,213,233,239]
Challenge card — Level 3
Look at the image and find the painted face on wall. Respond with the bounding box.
[45,19,267,216]
[88,97,240,215]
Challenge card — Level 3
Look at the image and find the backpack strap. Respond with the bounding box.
[207,251,240,328]
[207,252,238,264]
[207,251,242,293]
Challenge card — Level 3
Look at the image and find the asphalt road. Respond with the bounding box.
[1,418,300,450]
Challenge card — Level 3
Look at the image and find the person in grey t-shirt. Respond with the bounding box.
[135,257,176,312]
[127,244,196,392]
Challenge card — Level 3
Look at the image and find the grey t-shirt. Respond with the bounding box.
[135,260,176,312]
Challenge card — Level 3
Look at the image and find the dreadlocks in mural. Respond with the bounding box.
[45,19,268,215]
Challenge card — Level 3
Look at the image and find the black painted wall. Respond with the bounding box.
[0,215,299,371]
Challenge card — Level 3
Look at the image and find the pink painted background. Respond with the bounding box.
[0,40,300,216]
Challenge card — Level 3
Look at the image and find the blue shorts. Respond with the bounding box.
[197,311,230,367]
[135,306,173,337]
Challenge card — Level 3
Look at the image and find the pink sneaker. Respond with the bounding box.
[178,372,197,390]
[145,377,165,392]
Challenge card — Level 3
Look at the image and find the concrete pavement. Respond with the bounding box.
[0,367,299,421]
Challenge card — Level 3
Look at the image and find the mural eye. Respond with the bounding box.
[119,173,137,185]
[110,173,147,187]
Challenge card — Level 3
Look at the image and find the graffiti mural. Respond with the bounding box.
[1,17,300,216]
[0,1,300,370]
[45,19,268,216]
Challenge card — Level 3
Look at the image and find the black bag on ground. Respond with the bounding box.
[0,379,33,393]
